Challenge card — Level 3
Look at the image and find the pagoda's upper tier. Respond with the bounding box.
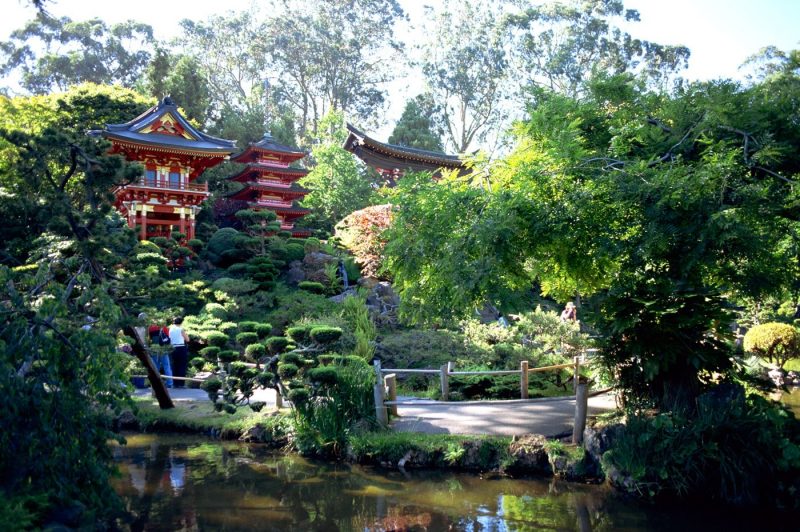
[231,133,308,165]
[89,96,237,155]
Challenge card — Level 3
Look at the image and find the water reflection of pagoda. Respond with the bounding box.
[225,134,312,237]
[91,97,236,240]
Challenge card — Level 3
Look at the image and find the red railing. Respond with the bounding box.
[256,199,292,208]
[130,178,208,193]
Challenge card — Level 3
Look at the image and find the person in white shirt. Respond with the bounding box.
[169,317,190,388]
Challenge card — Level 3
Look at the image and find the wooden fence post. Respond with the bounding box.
[520,360,529,399]
[572,382,588,445]
[440,364,449,400]
[384,373,398,416]
[373,360,387,426]
[573,356,580,393]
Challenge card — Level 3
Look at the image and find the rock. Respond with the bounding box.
[768,368,786,387]
[115,409,140,431]
[476,302,500,324]
[239,424,267,443]
[504,434,552,474]
[329,287,358,303]
[583,422,625,467]
[286,260,306,285]
[358,276,380,290]
[302,252,338,283]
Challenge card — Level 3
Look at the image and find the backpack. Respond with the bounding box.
[158,328,171,346]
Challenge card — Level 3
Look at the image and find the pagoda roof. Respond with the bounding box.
[226,181,309,199]
[227,165,309,182]
[343,123,468,176]
[89,97,237,155]
[231,133,307,163]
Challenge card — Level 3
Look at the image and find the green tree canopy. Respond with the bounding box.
[388,93,444,152]
[0,12,155,94]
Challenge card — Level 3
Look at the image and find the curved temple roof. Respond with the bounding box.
[342,123,469,177]
[89,96,236,155]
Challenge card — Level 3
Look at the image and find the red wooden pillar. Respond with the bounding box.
[140,209,147,240]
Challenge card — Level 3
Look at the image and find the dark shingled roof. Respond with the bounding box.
[342,123,468,176]
[89,96,236,154]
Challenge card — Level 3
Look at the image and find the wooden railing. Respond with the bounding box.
[129,178,208,192]
[373,354,597,443]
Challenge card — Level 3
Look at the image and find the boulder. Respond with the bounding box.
[302,252,338,283]
[115,409,140,431]
[504,434,552,474]
[583,422,625,467]
[285,260,306,285]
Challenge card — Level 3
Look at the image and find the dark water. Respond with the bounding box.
[112,434,796,531]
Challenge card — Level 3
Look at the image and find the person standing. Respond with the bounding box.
[169,316,190,388]
[148,319,173,388]
[560,302,577,322]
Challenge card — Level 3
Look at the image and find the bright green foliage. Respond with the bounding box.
[299,111,377,231]
[205,227,243,266]
[744,323,800,369]
[341,293,377,360]
[189,357,206,371]
[238,321,259,332]
[199,346,221,361]
[385,69,800,408]
[309,326,343,345]
[235,208,280,256]
[286,325,312,344]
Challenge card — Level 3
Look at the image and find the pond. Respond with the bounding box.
[112,434,798,531]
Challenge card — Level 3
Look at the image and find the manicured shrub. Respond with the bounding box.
[187,238,204,252]
[287,388,309,404]
[298,281,326,294]
[206,227,240,266]
[286,325,313,344]
[205,331,229,348]
[744,322,800,369]
[277,230,292,238]
[310,326,343,344]
[236,332,259,347]
[304,237,321,253]
[203,303,228,320]
[245,343,266,360]
[280,352,304,366]
[265,336,290,354]
[250,401,266,412]
[189,357,206,371]
[278,362,299,379]
[230,361,248,377]
[254,323,272,338]
[256,372,275,387]
[199,346,221,360]
[218,350,239,363]
[308,366,338,386]
[238,321,259,332]
[201,377,223,399]
[212,277,257,295]
[286,243,305,262]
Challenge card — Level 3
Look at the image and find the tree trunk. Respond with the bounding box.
[125,325,174,409]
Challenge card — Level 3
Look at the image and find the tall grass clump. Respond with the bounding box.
[341,292,377,360]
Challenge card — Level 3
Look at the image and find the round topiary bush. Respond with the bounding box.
[286,243,305,262]
[310,326,343,345]
[254,323,273,339]
[236,332,259,347]
[256,372,275,387]
[189,357,206,371]
[743,322,800,369]
[238,321,259,333]
[287,387,309,404]
[286,325,313,344]
[218,350,240,363]
[278,362,299,379]
[307,366,338,386]
[266,336,290,355]
[250,401,266,412]
[205,331,229,348]
[245,343,266,361]
[199,346,221,360]
[280,352,304,366]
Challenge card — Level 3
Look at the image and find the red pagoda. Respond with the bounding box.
[91,97,236,240]
[225,134,311,237]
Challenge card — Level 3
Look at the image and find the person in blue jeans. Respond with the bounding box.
[169,316,190,388]
[148,322,174,388]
